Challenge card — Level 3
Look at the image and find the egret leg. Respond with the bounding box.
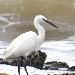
[23,63,29,75]
[17,56,29,75]
[23,57,29,75]
[17,56,23,75]
[18,65,20,75]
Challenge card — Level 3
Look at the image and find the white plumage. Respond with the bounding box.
[2,31,37,58]
[0,15,57,59]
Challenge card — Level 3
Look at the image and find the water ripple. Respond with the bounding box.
[0,13,23,32]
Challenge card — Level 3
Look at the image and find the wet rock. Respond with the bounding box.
[69,66,75,71]
[27,50,47,69]
[0,58,4,64]
[0,50,47,69]
[43,61,69,70]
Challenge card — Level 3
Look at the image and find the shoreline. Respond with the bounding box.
[0,50,75,75]
[0,65,75,75]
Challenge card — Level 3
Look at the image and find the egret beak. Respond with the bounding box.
[43,18,58,28]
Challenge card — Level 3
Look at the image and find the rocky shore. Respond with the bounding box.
[0,50,75,75]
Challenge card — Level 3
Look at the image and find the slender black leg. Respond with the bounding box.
[17,56,29,75]
[24,64,29,75]
[17,56,23,75]
[18,65,20,75]
[23,57,29,75]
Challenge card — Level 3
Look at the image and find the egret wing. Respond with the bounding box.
[1,31,37,59]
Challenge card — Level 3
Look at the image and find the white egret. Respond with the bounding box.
[0,15,58,75]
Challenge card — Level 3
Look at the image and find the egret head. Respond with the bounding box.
[34,15,58,28]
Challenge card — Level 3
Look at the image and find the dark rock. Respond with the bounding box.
[0,58,4,64]
[10,56,26,66]
[69,66,75,71]
[27,50,47,69]
[43,61,69,70]
[0,50,47,69]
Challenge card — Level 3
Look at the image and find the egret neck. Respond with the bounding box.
[34,22,45,49]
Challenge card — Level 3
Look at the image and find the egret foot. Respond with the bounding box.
[17,56,29,75]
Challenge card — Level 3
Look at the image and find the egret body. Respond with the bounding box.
[1,15,58,59]
[0,15,58,75]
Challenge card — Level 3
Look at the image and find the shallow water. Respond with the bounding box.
[0,0,75,69]
[0,64,75,75]
[0,0,75,41]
